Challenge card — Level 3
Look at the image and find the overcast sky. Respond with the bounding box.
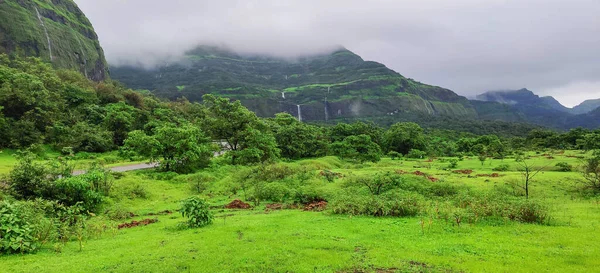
[75,0,600,107]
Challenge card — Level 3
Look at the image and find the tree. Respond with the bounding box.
[580,151,600,193]
[233,127,280,165]
[103,102,137,146]
[329,122,384,146]
[330,134,382,163]
[516,159,548,199]
[270,113,328,159]
[123,124,214,173]
[384,122,426,155]
[201,95,278,165]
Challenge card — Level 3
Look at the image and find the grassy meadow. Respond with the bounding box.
[1,151,600,273]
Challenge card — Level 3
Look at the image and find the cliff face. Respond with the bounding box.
[0,0,108,81]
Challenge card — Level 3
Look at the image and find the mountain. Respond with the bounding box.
[0,0,108,81]
[112,46,478,122]
[571,99,600,115]
[111,47,600,130]
[476,89,570,112]
[474,89,600,129]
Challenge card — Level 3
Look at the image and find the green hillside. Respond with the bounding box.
[0,0,108,81]
[111,46,477,121]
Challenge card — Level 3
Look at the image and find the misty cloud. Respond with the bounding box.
[75,0,600,106]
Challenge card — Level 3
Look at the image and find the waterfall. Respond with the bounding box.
[281,92,285,99]
[327,86,330,94]
[75,35,88,78]
[34,7,53,62]
[296,105,302,122]
[324,99,329,122]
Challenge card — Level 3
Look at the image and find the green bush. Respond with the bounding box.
[53,176,103,212]
[344,172,403,195]
[406,149,427,159]
[180,197,213,228]
[259,182,292,203]
[387,151,402,160]
[0,201,38,254]
[493,164,510,172]
[555,162,572,172]
[8,151,51,199]
[182,173,215,194]
[507,200,551,224]
[330,189,424,217]
[447,158,459,169]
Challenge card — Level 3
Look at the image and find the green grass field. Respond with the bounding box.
[1,152,599,272]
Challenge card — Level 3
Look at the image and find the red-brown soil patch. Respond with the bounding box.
[118,218,158,229]
[225,199,252,209]
[453,169,473,175]
[266,203,283,210]
[147,210,172,216]
[476,173,501,178]
[304,201,327,211]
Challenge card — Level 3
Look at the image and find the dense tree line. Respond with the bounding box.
[2,54,600,171]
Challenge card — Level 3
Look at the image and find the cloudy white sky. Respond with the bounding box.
[75,0,600,107]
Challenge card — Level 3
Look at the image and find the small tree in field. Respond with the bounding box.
[516,159,549,199]
[580,151,600,193]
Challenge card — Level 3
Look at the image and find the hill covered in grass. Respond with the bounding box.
[111,46,478,122]
[0,0,108,81]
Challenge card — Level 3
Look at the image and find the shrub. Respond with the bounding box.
[259,182,292,203]
[493,164,510,172]
[330,190,424,217]
[84,164,114,196]
[579,151,600,193]
[388,151,402,160]
[506,200,551,224]
[53,176,103,212]
[293,185,328,204]
[8,151,50,199]
[180,196,213,228]
[406,149,427,159]
[186,173,215,194]
[321,170,338,183]
[345,172,402,195]
[447,158,459,169]
[0,201,38,254]
[555,162,572,172]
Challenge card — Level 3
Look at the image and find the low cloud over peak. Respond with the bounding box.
[75,0,600,106]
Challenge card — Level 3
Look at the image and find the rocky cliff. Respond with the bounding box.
[0,0,108,81]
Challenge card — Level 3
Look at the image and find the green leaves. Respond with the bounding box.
[123,124,213,173]
[0,201,38,254]
[179,197,213,228]
[330,134,382,163]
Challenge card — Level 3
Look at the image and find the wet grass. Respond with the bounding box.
[1,151,599,272]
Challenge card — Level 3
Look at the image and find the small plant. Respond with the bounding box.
[387,151,402,160]
[555,162,572,172]
[187,174,215,194]
[493,164,510,172]
[179,196,213,228]
[406,149,427,159]
[447,158,459,169]
[478,154,487,166]
[321,170,339,183]
[0,201,38,254]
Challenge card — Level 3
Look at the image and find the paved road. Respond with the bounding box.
[73,163,159,175]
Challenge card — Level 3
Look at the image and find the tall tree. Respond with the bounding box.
[384,122,427,155]
[201,94,278,164]
[123,124,213,173]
